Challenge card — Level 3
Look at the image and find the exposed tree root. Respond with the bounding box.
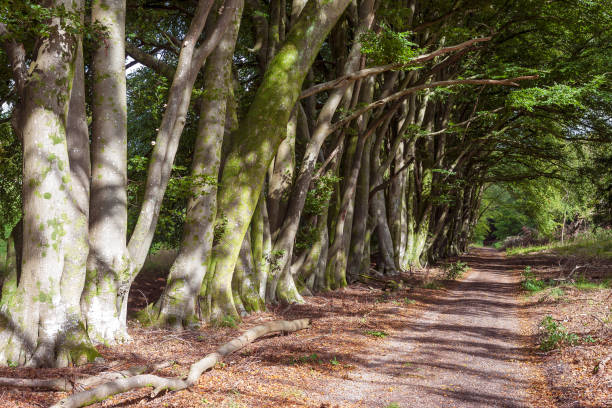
[0,361,174,391]
[50,319,310,408]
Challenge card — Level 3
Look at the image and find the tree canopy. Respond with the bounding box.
[0,0,610,369]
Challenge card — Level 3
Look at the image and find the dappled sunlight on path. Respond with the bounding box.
[323,248,534,408]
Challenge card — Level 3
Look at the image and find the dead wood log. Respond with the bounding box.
[0,361,174,392]
[51,319,310,408]
[0,377,73,391]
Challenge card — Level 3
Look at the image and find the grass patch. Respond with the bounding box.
[573,276,611,290]
[365,330,388,338]
[289,353,322,365]
[506,244,551,256]
[548,287,565,299]
[521,266,609,295]
[422,281,442,290]
[506,229,612,259]
[218,315,239,328]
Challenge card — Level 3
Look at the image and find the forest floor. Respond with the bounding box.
[0,248,610,407]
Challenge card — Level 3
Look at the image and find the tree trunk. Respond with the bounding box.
[268,0,376,302]
[0,0,94,367]
[251,191,271,301]
[206,0,352,322]
[83,0,131,345]
[347,135,374,280]
[232,232,264,314]
[153,0,244,329]
[389,141,406,266]
[326,132,368,288]
[59,35,95,365]
[268,111,296,240]
[84,0,237,341]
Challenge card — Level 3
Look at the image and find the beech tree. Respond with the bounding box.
[0,0,609,369]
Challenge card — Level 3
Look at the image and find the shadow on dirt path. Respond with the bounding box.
[321,247,536,408]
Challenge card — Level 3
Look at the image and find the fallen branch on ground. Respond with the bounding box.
[51,319,310,408]
[0,361,174,392]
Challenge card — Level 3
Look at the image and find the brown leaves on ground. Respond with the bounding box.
[0,266,450,408]
[516,252,612,408]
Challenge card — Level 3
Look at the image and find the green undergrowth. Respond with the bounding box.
[539,315,579,351]
[444,261,468,280]
[539,315,597,351]
[364,329,388,338]
[135,303,156,326]
[289,353,322,365]
[521,266,610,296]
[422,281,443,290]
[506,230,612,259]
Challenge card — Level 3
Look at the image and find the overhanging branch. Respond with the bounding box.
[299,37,492,99]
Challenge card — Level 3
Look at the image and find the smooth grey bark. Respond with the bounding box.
[153,0,244,329]
[206,0,352,321]
[83,0,239,342]
[365,72,404,274]
[0,0,93,367]
[58,36,94,365]
[325,99,402,287]
[388,141,406,266]
[347,76,376,280]
[232,232,264,314]
[268,112,296,240]
[127,0,239,273]
[347,134,374,279]
[326,131,367,288]
[251,192,271,301]
[370,132,398,274]
[313,209,330,292]
[83,0,131,345]
[269,0,376,302]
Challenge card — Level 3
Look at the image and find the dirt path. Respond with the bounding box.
[322,248,535,408]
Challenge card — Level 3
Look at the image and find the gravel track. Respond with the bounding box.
[323,248,534,408]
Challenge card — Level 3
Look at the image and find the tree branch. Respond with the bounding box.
[0,361,174,392]
[369,157,415,198]
[330,76,537,133]
[191,0,242,70]
[125,42,176,79]
[50,319,310,408]
[299,36,492,99]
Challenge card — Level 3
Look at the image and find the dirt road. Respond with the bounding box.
[323,248,534,407]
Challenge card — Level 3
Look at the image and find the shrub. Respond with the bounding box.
[445,261,468,280]
[539,315,579,351]
[521,266,552,292]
